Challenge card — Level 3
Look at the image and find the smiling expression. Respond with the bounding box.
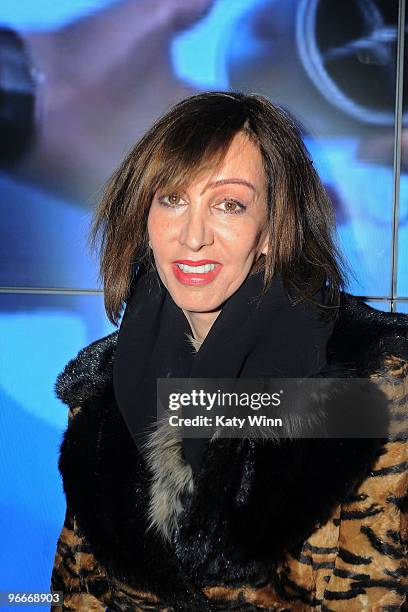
[147,131,269,320]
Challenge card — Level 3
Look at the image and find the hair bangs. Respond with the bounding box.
[150,110,249,194]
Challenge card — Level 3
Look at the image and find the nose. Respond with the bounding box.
[178,203,214,251]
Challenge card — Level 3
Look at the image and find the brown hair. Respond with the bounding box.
[90,91,348,325]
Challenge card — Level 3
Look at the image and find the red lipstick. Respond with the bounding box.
[172,260,222,286]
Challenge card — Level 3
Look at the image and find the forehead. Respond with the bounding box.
[219,132,263,171]
[152,129,267,196]
[186,133,266,189]
[198,134,266,192]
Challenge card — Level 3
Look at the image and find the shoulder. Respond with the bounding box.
[331,292,408,369]
[55,331,118,409]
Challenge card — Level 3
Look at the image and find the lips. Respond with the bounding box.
[173,260,221,266]
[172,260,222,286]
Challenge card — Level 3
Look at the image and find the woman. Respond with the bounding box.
[50,92,408,610]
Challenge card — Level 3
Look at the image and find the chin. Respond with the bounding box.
[171,291,220,311]
[179,299,221,313]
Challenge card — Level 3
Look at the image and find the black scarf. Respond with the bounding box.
[113,264,335,476]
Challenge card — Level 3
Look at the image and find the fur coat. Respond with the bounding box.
[50,292,408,611]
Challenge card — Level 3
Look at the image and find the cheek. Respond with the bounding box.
[222,221,261,253]
[148,208,172,244]
[148,214,179,275]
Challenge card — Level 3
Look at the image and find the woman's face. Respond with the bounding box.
[147,131,269,315]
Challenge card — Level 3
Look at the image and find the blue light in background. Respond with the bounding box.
[1,312,87,429]
[0,293,114,603]
[171,0,256,89]
[1,0,406,604]
[0,0,116,29]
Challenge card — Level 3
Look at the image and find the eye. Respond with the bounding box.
[158,193,184,207]
[157,193,246,214]
[215,199,246,215]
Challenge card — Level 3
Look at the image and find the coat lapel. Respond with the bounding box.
[55,292,408,593]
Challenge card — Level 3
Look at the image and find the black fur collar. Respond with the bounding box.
[55,292,408,609]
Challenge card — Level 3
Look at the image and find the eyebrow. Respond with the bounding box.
[200,178,257,195]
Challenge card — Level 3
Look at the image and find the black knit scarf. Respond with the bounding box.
[113,264,335,475]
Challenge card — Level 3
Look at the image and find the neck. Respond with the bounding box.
[182,309,222,343]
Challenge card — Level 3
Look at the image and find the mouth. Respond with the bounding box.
[172,260,222,286]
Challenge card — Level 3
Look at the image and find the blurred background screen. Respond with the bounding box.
[0,0,406,603]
